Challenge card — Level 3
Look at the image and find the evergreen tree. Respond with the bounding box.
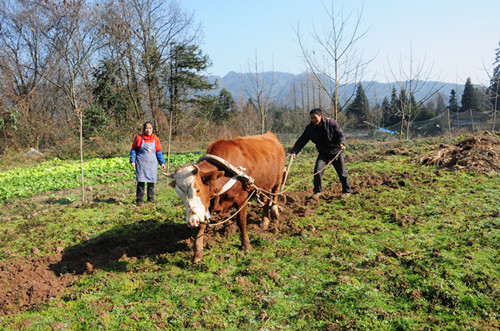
[489,42,500,114]
[385,87,400,126]
[381,96,391,126]
[164,43,216,129]
[448,89,459,113]
[436,93,446,114]
[92,59,135,126]
[461,78,481,112]
[398,88,408,115]
[213,88,236,124]
[83,105,110,138]
[346,84,370,128]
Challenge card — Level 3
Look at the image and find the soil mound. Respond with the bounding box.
[419,133,500,173]
[0,255,74,316]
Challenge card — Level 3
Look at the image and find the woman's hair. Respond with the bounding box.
[309,108,322,116]
[142,121,153,132]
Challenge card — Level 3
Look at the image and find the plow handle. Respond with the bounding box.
[280,154,295,193]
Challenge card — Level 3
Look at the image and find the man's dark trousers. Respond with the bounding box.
[313,152,351,194]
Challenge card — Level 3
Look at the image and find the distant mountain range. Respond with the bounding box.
[208,71,465,107]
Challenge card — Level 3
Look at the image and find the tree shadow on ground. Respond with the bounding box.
[49,219,194,275]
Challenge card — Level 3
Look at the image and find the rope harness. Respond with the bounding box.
[196,150,342,227]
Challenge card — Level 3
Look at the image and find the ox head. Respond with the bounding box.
[165,165,223,228]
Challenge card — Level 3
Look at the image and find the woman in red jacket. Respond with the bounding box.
[130,122,166,206]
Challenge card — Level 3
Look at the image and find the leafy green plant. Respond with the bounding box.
[0,153,202,201]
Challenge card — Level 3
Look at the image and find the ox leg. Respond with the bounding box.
[192,224,207,264]
[237,205,251,251]
[262,185,281,230]
[261,196,271,230]
[270,184,280,221]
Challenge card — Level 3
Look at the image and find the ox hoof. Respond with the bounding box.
[192,252,204,264]
[270,205,280,219]
[261,217,270,230]
[241,242,252,251]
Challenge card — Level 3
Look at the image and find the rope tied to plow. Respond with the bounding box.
[197,149,342,227]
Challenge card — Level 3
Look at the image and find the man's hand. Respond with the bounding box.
[290,153,296,159]
[131,162,136,169]
[340,144,346,152]
[161,164,166,170]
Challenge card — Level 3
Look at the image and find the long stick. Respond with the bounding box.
[166,110,173,185]
[280,154,295,192]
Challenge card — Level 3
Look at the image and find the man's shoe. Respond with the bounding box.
[310,192,322,201]
[136,201,144,207]
[340,192,351,198]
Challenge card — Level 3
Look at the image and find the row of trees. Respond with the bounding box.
[343,77,489,130]
[1,1,499,156]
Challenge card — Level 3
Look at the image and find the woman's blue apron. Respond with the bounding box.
[136,135,158,183]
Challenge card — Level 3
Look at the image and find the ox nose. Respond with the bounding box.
[187,214,200,228]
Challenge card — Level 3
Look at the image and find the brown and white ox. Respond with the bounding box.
[166,132,285,263]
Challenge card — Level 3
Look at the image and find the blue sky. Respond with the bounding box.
[181,0,499,85]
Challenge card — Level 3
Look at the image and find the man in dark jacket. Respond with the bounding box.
[291,108,351,200]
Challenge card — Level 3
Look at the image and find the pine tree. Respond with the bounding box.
[165,43,216,129]
[436,93,446,114]
[381,96,391,126]
[461,78,481,112]
[213,88,236,124]
[385,87,400,126]
[448,89,459,113]
[92,59,135,126]
[489,42,500,114]
[346,84,370,128]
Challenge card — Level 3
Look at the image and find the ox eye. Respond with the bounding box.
[196,189,200,193]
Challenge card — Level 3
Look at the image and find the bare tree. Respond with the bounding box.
[386,45,445,140]
[0,0,57,150]
[241,52,281,134]
[40,0,103,202]
[295,1,372,120]
[113,0,201,129]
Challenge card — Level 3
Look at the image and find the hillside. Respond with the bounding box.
[209,71,464,107]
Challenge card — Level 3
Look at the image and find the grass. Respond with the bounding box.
[0,136,498,330]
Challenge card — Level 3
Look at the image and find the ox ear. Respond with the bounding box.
[202,169,225,185]
[162,172,176,188]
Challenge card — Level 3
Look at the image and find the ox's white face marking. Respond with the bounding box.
[173,165,211,228]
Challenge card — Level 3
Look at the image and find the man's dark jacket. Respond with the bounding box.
[291,117,346,156]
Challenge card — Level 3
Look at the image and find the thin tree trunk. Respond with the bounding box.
[493,84,499,131]
[166,109,173,185]
[79,109,85,203]
[470,109,475,132]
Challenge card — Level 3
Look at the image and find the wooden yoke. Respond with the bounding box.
[198,154,255,186]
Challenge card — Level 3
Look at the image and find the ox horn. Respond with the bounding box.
[192,164,200,175]
[162,172,174,178]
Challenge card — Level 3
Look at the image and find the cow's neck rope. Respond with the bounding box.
[199,190,256,227]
